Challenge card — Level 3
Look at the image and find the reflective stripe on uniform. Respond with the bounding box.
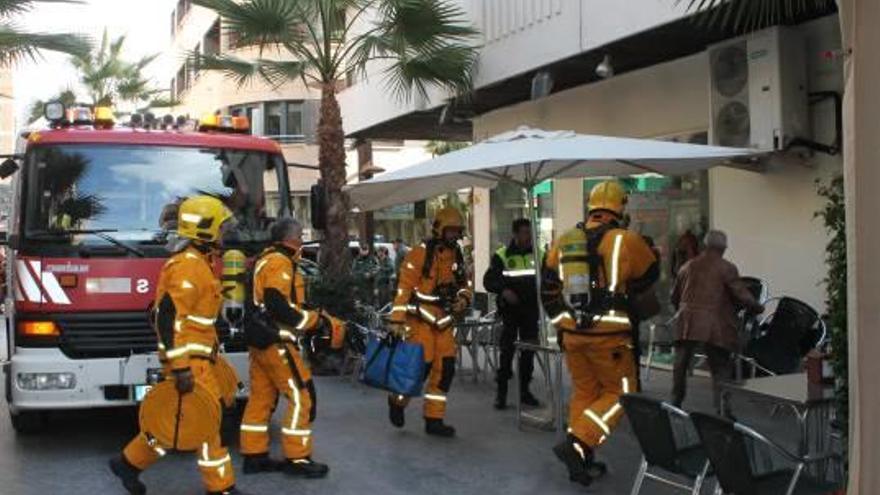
[295,310,312,330]
[281,428,312,436]
[415,290,440,302]
[287,379,303,439]
[551,312,574,325]
[240,423,269,433]
[608,233,624,293]
[164,342,214,359]
[584,409,611,435]
[424,394,447,402]
[502,269,536,277]
[279,330,297,341]
[186,315,215,326]
[594,314,631,325]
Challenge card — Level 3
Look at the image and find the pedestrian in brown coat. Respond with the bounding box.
[670,230,764,414]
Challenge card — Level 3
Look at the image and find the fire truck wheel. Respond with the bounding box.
[10,410,47,434]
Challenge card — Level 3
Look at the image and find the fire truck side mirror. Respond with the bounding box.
[310,183,327,231]
[0,158,19,179]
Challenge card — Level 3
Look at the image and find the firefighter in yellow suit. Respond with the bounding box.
[110,195,245,495]
[239,217,338,478]
[387,207,472,437]
[543,181,659,487]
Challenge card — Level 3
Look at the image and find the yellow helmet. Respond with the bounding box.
[432,206,465,238]
[177,195,233,242]
[587,180,628,216]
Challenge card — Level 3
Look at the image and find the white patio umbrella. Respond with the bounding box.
[347,127,756,211]
[347,127,756,341]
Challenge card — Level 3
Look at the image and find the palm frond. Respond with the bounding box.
[0,0,82,17]
[0,24,89,66]
[383,43,477,102]
[680,0,836,32]
[193,50,309,88]
[378,0,478,51]
[193,0,310,49]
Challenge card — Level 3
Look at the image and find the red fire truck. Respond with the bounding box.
[1,106,292,432]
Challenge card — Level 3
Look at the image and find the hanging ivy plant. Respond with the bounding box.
[815,175,848,457]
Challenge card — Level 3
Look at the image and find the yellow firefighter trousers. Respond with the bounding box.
[564,333,637,448]
[240,343,314,460]
[123,359,234,493]
[390,316,457,419]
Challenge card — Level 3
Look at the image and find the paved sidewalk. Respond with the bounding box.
[0,368,737,495]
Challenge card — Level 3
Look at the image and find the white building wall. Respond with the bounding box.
[341,0,694,135]
[473,16,842,311]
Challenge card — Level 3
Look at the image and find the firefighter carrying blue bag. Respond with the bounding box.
[361,334,426,398]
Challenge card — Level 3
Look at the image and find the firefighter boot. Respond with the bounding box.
[283,458,330,479]
[494,379,508,410]
[242,453,285,474]
[109,456,147,495]
[388,396,405,428]
[552,434,593,487]
[425,418,456,437]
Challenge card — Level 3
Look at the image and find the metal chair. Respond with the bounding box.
[643,314,678,382]
[744,297,827,376]
[621,394,711,495]
[690,412,842,495]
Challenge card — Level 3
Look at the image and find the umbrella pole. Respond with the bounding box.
[524,181,549,347]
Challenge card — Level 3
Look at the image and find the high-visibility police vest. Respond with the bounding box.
[496,246,541,279]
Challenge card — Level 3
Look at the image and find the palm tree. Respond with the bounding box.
[426,140,468,157]
[192,0,479,275]
[71,29,161,108]
[0,0,89,67]
[681,0,835,31]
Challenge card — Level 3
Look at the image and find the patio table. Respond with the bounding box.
[719,373,839,482]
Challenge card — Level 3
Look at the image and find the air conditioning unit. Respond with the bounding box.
[708,26,809,151]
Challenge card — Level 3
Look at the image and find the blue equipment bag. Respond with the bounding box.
[360,335,426,397]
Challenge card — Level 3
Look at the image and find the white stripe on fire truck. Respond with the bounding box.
[15,260,71,305]
[33,261,71,305]
[16,260,42,303]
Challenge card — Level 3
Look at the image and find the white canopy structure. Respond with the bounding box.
[347,127,757,211]
[347,126,757,343]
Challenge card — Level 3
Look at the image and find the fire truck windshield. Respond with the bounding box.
[24,144,287,248]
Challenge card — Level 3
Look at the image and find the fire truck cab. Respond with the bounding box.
[2,107,292,433]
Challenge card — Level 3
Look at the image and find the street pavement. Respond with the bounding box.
[0,366,765,495]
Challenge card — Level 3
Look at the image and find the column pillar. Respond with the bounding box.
[842,0,880,491]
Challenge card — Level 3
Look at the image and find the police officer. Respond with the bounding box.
[239,217,339,478]
[387,207,472,437]
[110,195,245,495]
[483,218,542,409]
[542,181,659,487]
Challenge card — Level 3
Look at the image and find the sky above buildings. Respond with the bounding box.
[12,0,176,124]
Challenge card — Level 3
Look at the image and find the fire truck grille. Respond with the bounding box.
[58,312,156,359]
[56,312,247,359]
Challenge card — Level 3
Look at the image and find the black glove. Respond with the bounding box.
[244,310,281,350]
[173,368,195,394]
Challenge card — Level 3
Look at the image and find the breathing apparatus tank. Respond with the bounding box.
[221,249,247,330]
[558,228,591,325]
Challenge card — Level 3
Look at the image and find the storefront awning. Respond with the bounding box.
[346,127,757,211]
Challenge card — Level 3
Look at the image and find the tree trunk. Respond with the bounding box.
[317,83,350,277]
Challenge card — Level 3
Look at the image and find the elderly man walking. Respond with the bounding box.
[670,230,764,414]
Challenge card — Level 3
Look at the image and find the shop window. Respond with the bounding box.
[204,20,220,56]
[265,102,282,137]
[286,102,304,137]
[489,180,553,252]
[583,171,709,302]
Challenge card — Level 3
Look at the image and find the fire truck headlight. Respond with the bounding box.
[16,372,77,391]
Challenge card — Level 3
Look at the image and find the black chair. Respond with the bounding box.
[690,412,841,495]
[744,297,826,376]
[621,394,711,495]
